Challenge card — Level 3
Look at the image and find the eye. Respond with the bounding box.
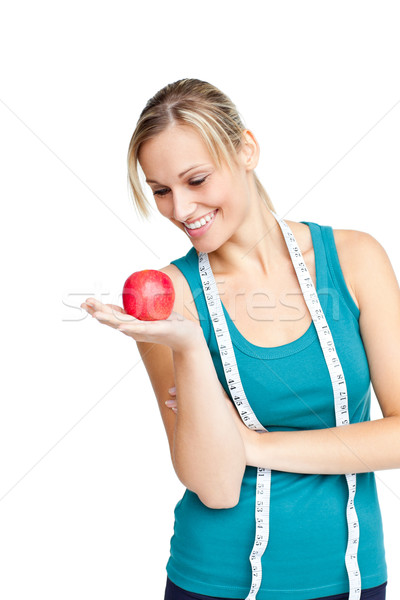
[190,176,207,187]
[153,188,169,197]
[153,176,208,197]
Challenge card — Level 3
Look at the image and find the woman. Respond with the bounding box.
[81,78,399,599]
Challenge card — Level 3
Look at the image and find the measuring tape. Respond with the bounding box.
[198,211,361,600]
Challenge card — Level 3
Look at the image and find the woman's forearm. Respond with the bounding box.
[246,416,400,475]
[172,336,246,508]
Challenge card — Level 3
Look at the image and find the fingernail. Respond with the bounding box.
[172,407,178,413]
[87,301,94,307]
[165,400,176,407]
[168,387,176,394]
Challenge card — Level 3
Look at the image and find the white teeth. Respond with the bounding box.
[185,210,216,229]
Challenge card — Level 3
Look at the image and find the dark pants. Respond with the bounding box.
[164,576,387,600]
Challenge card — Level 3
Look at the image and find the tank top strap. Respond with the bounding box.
[170,247,212,344]
[318,223,361,321]
[300,220,329,307]
[301,220,360,322]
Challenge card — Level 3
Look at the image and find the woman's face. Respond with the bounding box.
[138,124,255,253]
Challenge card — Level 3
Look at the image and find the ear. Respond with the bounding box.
[239,129,260,171]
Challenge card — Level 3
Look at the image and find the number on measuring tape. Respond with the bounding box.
[198,211,361,600]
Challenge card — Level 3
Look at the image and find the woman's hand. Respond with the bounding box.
[165,386,178,413]
[164,385,262,464]
[81,298,203,354]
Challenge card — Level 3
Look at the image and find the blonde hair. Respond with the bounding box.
[126,78,276,221]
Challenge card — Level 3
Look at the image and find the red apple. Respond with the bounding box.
[122,270,175,321]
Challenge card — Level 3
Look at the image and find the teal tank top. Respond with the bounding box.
[166,221,387,599]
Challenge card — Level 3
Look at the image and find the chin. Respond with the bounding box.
[191,238,223,255]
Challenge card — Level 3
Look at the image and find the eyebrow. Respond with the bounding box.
[145,163,208,184]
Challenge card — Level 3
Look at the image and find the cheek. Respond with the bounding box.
[210,179,233,208]
[216,182,243,216]
[153,198,169,217]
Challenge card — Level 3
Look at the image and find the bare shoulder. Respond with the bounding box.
[330,228,392,312]
[158,263,201,324]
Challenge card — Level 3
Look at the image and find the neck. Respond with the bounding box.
[208,201,288,279]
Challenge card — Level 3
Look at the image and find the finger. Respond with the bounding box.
[81,303,94,315]
[107,304,127,314]
[168,387,177,396]
[81,298,104,317]
[85,299,126,318]
[93,310,138,329]
[85,298,101,309]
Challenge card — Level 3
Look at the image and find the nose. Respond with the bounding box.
[171,190,197,223]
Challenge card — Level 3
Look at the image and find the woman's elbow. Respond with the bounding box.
[199,489,241,509]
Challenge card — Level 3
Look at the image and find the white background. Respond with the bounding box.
[1,1,399,598]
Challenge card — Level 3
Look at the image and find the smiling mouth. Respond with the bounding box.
[183,209,218,230]
[182,209,219,238]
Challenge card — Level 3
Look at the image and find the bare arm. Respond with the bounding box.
[83,268,247,509]
[172,335,247,508]
[242,417,400,474]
